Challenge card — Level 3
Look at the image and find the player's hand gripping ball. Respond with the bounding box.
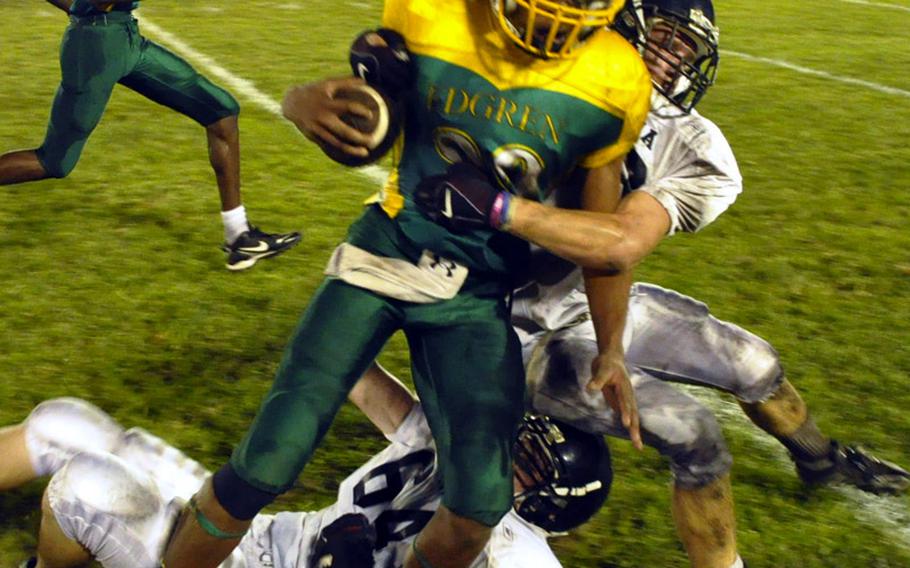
[282,77,402,168]
[319,83,401,167]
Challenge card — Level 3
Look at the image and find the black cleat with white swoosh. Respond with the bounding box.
[223,226,301,271]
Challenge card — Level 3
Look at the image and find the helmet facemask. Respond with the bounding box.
[615,1,719,113]
[512,415,612,534]
[491,0,623,59]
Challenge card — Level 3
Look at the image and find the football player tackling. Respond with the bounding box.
[0,0,300,270]
[164,1,652,567]
[512,1,910,567]
[0,367,612,568]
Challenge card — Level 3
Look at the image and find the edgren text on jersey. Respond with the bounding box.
[369,0,651,276]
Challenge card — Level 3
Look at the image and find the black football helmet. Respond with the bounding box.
[614,0,719,112]
[513,414,612,533]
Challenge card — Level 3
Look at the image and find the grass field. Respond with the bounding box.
[1,1,909,566]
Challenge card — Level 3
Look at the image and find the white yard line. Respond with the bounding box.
[132,14,910,551]
[838,0,910,13]
[139,16,389,187]
[683,386,910,550]
[721,50,910,99]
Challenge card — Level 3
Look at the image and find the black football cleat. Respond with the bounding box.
[223,226,301,271]
[797,441,910,495]
[19,558,36,568]
[312,513,377,568]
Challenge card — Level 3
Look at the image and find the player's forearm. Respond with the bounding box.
[506,197,638,273]
[45,0,73,13]
[584,268,633,354]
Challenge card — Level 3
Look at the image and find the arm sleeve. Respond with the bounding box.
[637,116,742,235]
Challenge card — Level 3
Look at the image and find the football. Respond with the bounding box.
[317,83,400,167]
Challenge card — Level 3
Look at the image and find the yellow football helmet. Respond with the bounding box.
[490,0,624,59]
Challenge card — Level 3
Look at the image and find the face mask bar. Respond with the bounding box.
[639,9,718,112]
[494,0,622,58]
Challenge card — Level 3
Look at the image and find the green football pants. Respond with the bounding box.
[36,13,239,178]
[230,277,526,526]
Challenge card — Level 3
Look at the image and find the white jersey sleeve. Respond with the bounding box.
[628,106,742,236]
[511,105,741,334]
[471,512,561,568]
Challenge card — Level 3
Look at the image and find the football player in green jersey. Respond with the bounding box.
[163,1,652,567]
[0,0,300,270]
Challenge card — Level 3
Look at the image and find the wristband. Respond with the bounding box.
[489,191,513,230]
[188,496,248,540]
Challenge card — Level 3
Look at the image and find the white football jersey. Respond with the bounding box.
[626,96,742,236]
[35,399,560,568]
[512,99,742,333]
[258,404,560,568]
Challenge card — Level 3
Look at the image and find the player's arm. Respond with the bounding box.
[44,0,74,12]
[577,160,650,450]
[506,159,670,273]
[415,158,670,273]
[282,77,377,159]
[348,363,417,436]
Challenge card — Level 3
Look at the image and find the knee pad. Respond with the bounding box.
[117,428,208,503]
[733,341,784,404]
[47,452,168,567]
[35,146,77,179]
[196,81,240,125]
[212,462,279,521]
[50,451,162,519]
[24,398,125,477]
[663,405,733,489]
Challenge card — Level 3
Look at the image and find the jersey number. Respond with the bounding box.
[433,127,547,200]
[352,449,436,548]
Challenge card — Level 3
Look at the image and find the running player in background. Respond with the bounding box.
[0,0,300,270]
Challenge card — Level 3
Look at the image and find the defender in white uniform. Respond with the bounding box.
[514,1,909,567]
[0,366,611,568]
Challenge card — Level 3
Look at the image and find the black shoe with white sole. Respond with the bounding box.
[223,226,301,271]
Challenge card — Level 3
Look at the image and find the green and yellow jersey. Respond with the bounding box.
[359,0,651,277]
[69,0,139,17]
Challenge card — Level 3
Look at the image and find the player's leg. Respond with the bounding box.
[35,489,92,568]
[0,150,48,185]
[403,294,525,568]
[0,398,126,491]
[0,424,33,491]
[120,37,300,269]
[163,279,400,568]
[527,326,741,568]
[1,21,127,185]
[40,450,176,568]
[204,114,242,212]
[627,283,909,493]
